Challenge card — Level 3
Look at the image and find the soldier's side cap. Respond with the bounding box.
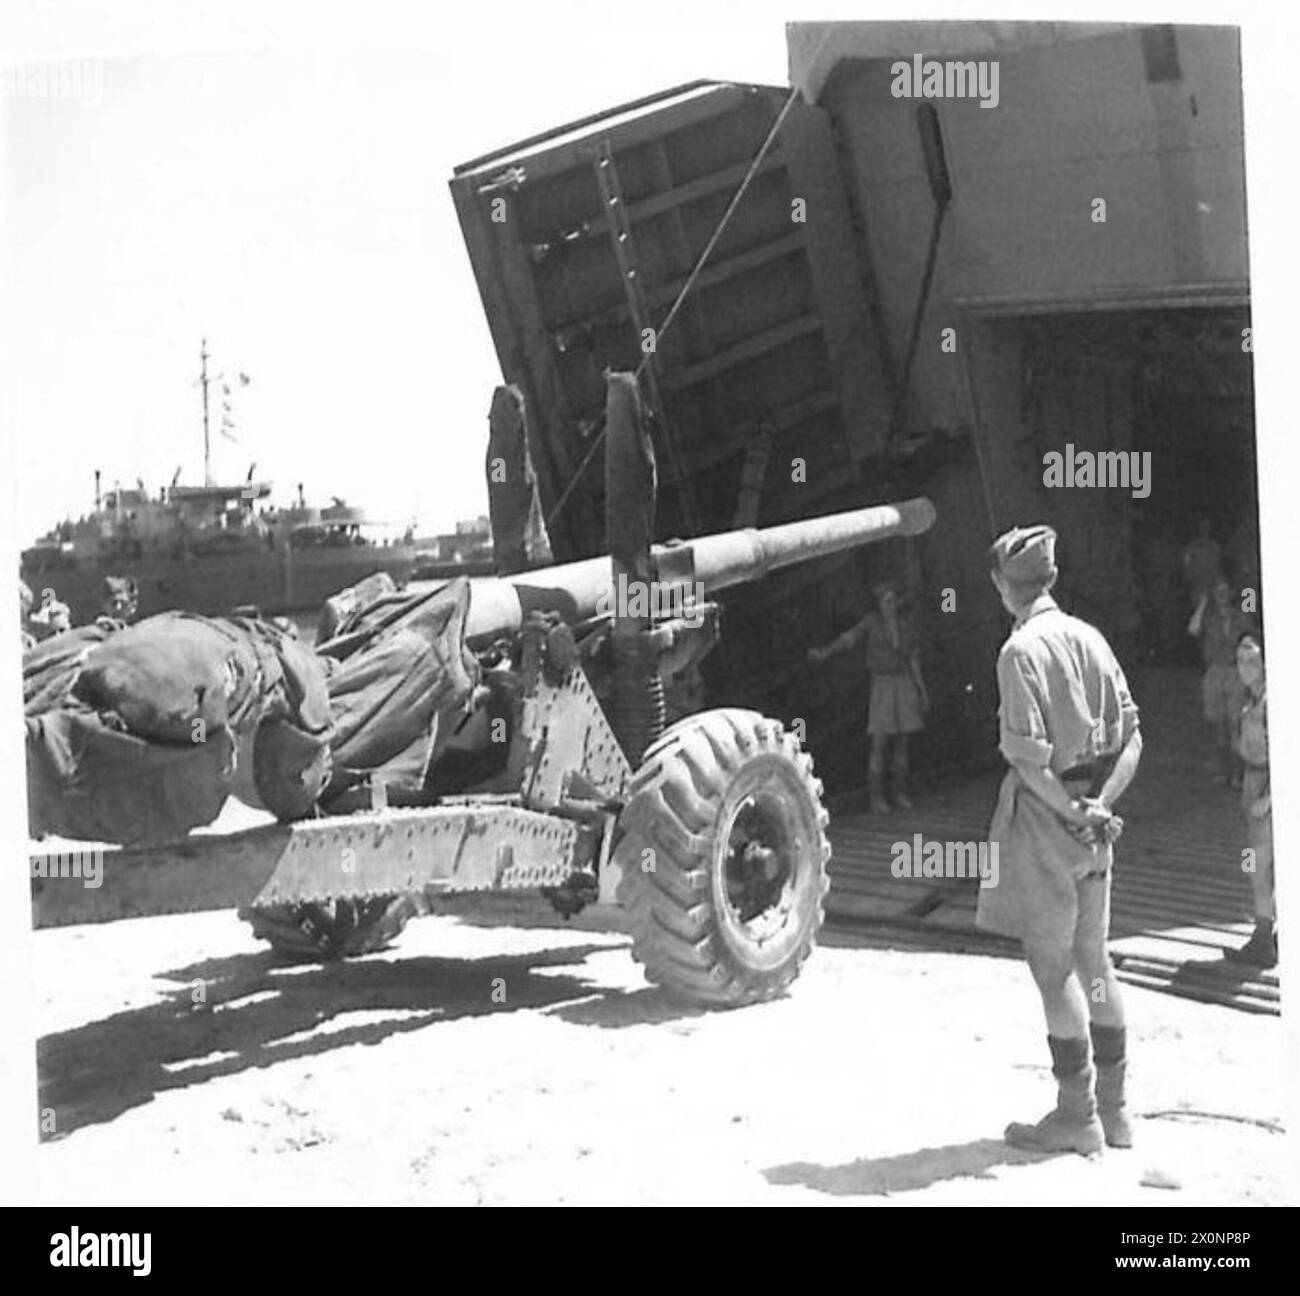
[991,525,1058,581]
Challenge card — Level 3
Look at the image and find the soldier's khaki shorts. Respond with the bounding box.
[977,770,1113,951]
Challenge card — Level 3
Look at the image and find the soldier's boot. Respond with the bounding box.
[1224,918,1277,968]
[1090,1023,1133,1148]
[1004,1036,1104,1155]
[891,740,913,810]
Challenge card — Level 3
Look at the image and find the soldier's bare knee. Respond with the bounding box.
[1073,945,1112,982]
[1072,922,1113,977]
[1024,941,1072,994]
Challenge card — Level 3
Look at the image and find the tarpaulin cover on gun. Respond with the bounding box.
[25,613,333,845]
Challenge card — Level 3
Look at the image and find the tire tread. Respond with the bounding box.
[615,708,829,1009]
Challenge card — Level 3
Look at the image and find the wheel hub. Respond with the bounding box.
[721,793,797,939]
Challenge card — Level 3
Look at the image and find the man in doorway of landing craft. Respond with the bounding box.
[1181,515,1223,612]
[808,579,928,814]
[978,525,1144,1155]
[1188,574,1257,786]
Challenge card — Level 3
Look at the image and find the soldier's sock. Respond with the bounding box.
[1047,1033,1091,1079]
[1089,1023,1133,1148]
[1089,1023,1126,1067]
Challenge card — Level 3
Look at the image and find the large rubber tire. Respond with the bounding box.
[240,894,419,962]
[614,708,830,1007]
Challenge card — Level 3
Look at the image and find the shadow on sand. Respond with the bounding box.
[38,938,695,1138]
[765,1137,1052,1197]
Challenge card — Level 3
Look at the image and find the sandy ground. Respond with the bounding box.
[30,896,1294,1207]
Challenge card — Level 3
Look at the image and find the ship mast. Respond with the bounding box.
[200,337,212,486]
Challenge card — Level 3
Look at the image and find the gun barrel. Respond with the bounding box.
[444,495,936,643]
[688,496,936,594]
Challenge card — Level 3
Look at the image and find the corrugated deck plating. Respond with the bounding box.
[822,668,1280,1015]
[821,764,1279,1019]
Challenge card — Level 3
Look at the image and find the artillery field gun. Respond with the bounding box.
[29,373,935,1008]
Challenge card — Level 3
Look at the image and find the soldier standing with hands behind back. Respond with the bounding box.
[978,526,1144,1155]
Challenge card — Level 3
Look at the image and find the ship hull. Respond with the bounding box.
[21,544,417,622]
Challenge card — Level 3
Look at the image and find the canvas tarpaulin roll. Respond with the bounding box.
[26,613,335,846]
[316,576,480,811]
[24,578,482,845]
[23,622,115,716]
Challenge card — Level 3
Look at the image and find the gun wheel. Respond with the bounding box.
[240,894,419,962]
[615,708,830,1008]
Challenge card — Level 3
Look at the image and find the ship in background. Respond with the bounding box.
[21,473,421,622]
[408,515,496,582]
[20,341,419,620]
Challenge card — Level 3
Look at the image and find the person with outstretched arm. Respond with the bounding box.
[808,579,928,813]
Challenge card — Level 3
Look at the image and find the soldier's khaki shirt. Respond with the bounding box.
[978,594,1140,943]
[996,595,1140,777]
